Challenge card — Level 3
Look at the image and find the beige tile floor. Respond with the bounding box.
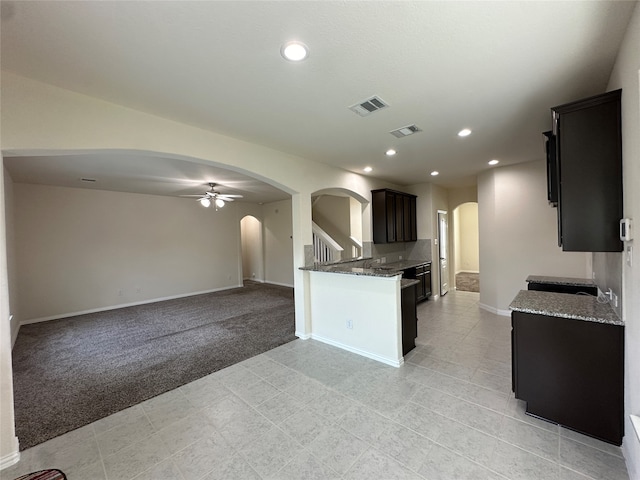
[1,290,630,480]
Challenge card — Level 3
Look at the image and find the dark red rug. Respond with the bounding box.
[15,469,66,480]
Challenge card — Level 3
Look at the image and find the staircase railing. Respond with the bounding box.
[312,222,343,263]
[349,236,363,258]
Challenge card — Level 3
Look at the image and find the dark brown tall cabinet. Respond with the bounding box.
[372,189,417,244]
[549,89,623,252]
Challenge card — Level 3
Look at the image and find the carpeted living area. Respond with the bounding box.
[455,271,480,292]
[11,281,296,450]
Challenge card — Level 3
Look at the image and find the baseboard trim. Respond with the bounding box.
[20,285,244,325]
[310,333,403,368]
[0,440,20,470]
[479,302,511,317]
[295,331,312,340]
[264,281,294,288]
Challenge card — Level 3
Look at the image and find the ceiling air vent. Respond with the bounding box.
[390,124,422,138]
[348,95,389,117]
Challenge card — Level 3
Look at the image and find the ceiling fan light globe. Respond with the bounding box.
[215,198,225,208]
[199,197,211,207]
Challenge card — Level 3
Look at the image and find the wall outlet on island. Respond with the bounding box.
[346,319,353,329]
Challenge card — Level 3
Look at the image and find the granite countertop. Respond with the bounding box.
[510,290,623,326]
[300,258,430,278]
[385,259,431,270]
[401,278,421,289]
[526,275,596,287]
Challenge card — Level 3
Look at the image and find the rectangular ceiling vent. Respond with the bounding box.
[349,96,389,117]
[390,124,422,138]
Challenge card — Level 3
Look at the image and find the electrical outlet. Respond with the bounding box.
[399,255,403,260]
[346,319,353,329]
[606,288,618,308]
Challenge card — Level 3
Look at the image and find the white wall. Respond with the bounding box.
[0,163,19,468]
[478,160,590,314]
[263,199,294,287]
[606,3,640,476]
[13,183,243,321]
[309,271,402,366]
[3,168,19,345]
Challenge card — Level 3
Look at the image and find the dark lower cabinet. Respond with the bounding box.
[402,263,431,303]
[401,284,417,355]
[512,311,624,445]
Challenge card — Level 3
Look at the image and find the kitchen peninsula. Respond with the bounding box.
[300,258,428,366]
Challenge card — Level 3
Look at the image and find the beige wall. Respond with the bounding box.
[454,202,479,274]
[13,183,243,322]
[478,160,590,314]
[606,3,640,475]
[263,199,294,287]
[241,215,263,281]
[312,195,352,256]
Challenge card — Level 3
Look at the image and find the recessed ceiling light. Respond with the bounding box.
[458,128,472,137]
[488,159,500,165]
[430,171,439,176]
[363,166,373,173]
[281,41,309,61]
[386,149,396,156]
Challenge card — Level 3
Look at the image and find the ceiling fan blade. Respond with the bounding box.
[220,194,243,198]
[179,194,205,198]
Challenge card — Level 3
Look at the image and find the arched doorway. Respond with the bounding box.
[452,202,479,292]
[310,189,366,262]
[240,215,264,283]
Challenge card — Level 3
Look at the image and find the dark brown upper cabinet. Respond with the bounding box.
[550,89,623,252]
[372,189,417,244]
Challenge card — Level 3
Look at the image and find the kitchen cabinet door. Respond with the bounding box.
[512,311,624,445]
[372,189,417,244]
[551,89,623,252]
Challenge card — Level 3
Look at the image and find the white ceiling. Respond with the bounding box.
[1,1,636,200]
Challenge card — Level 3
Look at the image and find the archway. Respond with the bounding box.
[310,188,367,262]
[240,215,264,283]
[452,201,479,292]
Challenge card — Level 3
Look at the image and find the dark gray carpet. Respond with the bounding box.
[12,281,296,450]
[456,272,480,292]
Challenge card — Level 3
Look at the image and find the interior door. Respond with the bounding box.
[438,211,449,296]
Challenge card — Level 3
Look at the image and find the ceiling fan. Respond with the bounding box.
[181,182,243,210]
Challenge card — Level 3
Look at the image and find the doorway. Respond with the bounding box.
[452,202,479,292]
[437,210,449,296]
[240,215,264,283]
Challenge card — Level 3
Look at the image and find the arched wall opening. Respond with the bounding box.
[310,188,368,262]
[240,215,264,283]
[452,201,479,292]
